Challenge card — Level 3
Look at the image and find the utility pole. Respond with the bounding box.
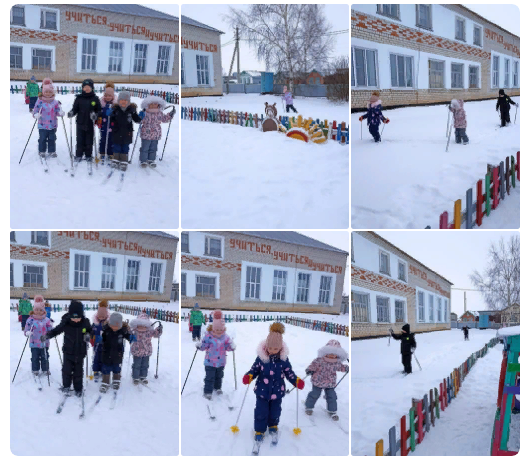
[228,27,241,84]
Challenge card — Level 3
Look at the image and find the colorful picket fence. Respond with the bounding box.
[181,310,349,337]
[375,338,499,455]
[181,105,349,145]
[429,152,520,229]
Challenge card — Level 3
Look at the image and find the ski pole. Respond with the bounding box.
[388,334,391,347]
[19,118,38,164]
[230,382,251,433]
[233,350,237,391]
[12,331,31,383]
[93,121,99,167]
[380,123,386,139]
[335,370,349,389]
[44,342,50,387]
[70,116,74,163]
[181,347,198,394]
[104,115,111,163]
[155,321,161,379]
[445,116,453,152]
[129,121,142,164]
[55,337,62,365]
[514,104,518,124]
[293,385,302,435]
[360,119,362,140]
[446,109,451,138]
[159,106,175,162]
[413,352,422,371]
[287,374,309,394]
[61,116,73,162]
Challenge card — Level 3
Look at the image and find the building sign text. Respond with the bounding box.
[409,264,450,298]
[485,28,520,57]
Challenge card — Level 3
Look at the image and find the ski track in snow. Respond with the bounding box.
[352,98,520,229]
[10,310,179,456]
[181,321,349,456]
[181,94,349,229]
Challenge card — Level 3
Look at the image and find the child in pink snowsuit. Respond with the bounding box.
[24,295,52,376]
[129,312,163,385]
[33,78,64,157]
[449,99,469,145]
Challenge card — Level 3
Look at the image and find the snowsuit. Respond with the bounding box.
[462,326,469,340]
[26,80,39,110]
[496,92,517,127]
[361,99,387,142]
[91,316,108,375]
[390,324,417,374]
[100,324,132,374]
[33,98,62,154]
[109,103,142,162]
[18,298,32,329]
[71,91,102,159]
[189,308,205,340]
[282,92,297,113]
[98,98,116,157]
[129,313,162,380]
[24,314,52,372]
[305,357,348,413]
[139,95,174,163]
[47,313,92,392]
[198,330,235,394]
[449,100,469,144]
[246,340,298,434]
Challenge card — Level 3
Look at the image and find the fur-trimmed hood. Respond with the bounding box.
[100,94,117,106]
[92,308,110,324]
[141,95,167,111]
[317,339,348,361]
[257,339,289,363]
[368,99,382,109]
[130,312,152,330]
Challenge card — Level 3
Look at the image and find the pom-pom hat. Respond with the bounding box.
[266,322,285,351]
[212,309,225,331]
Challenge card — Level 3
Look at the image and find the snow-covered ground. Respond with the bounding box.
[351,328,499,456]
[181,317,349,456]
[352,98,520,229]
[10,82,179,229]
[181,94,349,229]
[10,309,179,456]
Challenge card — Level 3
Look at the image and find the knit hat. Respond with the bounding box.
[109,312,123,328]
[499,89,505,96]
[82,78,94,90]
[266,322,285,351]
[96,299,110,321]
[23,292,28,299]
[130,312,151,330]
[194,303,200,309]
[450,99,461,109]
[30,76,36,82]
[318,339,348,361]
[402,323,411,334]
[42,78,55,95]
[31,295,46,319]
[117,91,131,103]
[68,300,84,318]
[212,309,225,331]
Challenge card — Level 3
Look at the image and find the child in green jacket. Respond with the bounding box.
[18,292,33,330]
[26,76,40,112]
[190,303,205,341]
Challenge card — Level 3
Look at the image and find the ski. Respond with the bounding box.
[56,393,69,414]
[38,155,49,173]
[251,439,263,456]
[270,431,279,446]
[149,167,166,177]
[139,382,156,394]
[109,390,118,409]
[79,394,86,419]
[206,402,216,420]
[70,158,82,177]
[84,394,103,417]
[32,373,43,391]
[101,167,116,185]
[87,159,93,176]
[116,171,126,192]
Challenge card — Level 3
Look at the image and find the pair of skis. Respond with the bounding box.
[252,430,279,455]
[56,388,119,418]
[205,392,235,420]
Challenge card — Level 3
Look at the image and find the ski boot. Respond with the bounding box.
[119,161,128,172]
[32,371,39,377]
[93,371,101,383]
[140,377,148,385]
[39,152,46,158]
[329,412,339,421]
[42,370,50,377]
[49,152,57,158]
[133,379,140,386]
[203,393,212,400]
[100,374,111,393]
[59,386,71,395]
[305,408,313,416]
[268,426,278,444]
[140,162,148,168]
[255,432,265,443]
[75,390,83,398]
[112,373,121,390]
[214,389,223,396]
[149,161,157,168]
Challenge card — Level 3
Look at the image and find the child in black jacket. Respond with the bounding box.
[389,324,417,375]
[496,89,518,127]
[43,301,91,396]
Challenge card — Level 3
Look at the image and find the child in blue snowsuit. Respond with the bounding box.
[242,323,304,442]
[359,92,389,142]
[97,82,116,161]
[91,301,110,382]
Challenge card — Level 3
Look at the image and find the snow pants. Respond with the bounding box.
[369,124,381,142]
[112,143,130,162]
[31,347,49,372]
[455,128,469,144]
[99,126,114,156]
[102,362,122,375]
[20,315,29,330]
[29,96,38,111]
[139,139,159,163]
[38,128,57,153]
[286,104,298,113]
[92,343,103,373]
[402,353,412,374]
[204,365,224,394]
[132,355,150,380]
[500,108,511,127]
[62,354,84,392]
[254,397,283,433]
[192,325,202,340]
[305,385,338,412]
[76,126,95,159]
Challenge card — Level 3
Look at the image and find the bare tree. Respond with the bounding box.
[326,55,349,102]
[470,235,520,311]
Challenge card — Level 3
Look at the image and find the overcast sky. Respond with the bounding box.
[464,4,520,36]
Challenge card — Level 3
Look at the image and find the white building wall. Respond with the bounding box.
[10,5,61,33]
[10,259,49,289]
[185,232,225,259]
[415,287,449,324]
[10,42,57,72]
[181,49,215,88]
[351,285,408,324]
[181,270,221,299]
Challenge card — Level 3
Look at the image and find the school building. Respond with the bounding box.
[351,232,452,339]
[181,15,223,97]
[10,231,178,302]
[351,4,520,110]
[10,4,179,84]
[181,231,348,314]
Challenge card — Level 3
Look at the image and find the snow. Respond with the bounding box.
[351,328,499,456]
[10,309,179,456]
[352,98,520,229]
[497,326,520,337]
[181,94,349,229]
[10,84,179,229]
[181,317,349,456]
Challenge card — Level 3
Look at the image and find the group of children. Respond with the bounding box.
[26,76,175,170]
[19,297,163,397]
[192,307,349,443]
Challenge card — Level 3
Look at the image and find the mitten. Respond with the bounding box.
[170,107,176,116]
[384,118,390,124]
[139,110,146,120]
[305,370,314,376]
[90,112,98,121]
[58,110,65,117]
[34,112,41,120]
[96,117,102,128]
[359,116,363,122]
[18,315,22,322]
[296,377,305,390]
[83,334,91,343]
[90,337,95,347]
[157,325,163,335]
[127,114,132,123]
[130,334,137,343]
[67,111,74,118]
[40,334,48,343]
[106,107,112,116]
[195,342,202,350]
[344,365,350,373]
[242,374,253,385]
[25,331,31,337]
[230,341,236,350]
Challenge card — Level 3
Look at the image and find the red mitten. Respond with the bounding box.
[90,337,95,347]
[18,315,22,322]
[242,374,253,385]
[296,377,305,390]
[359,116,363,122]
[385,118,390,124]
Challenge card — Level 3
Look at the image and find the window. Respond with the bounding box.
[181,232,189,253]
[353,292,370,322]
[245,266,261,300]
[133,44,148,73]
[513,62,519,87]
[181,52,186,85]
[23,264,44,288]
[376,296,390,323]
[437,298,442,322]
[416,4,432,30]
[469,65,480,89]
[455,17,466,41]
[377,5,400,20]
[504,58,510,88]
[108,41,123,73]
[157,45,171,74]
[101,257,116,290]
[390,53,413,88]
[31,231,48,246]
[40,9,57,30]
[32,49,52,71]
[451,63,464,89]
[492,55,499,87]
[429,59,445,89]
[398,261,406,282]
[418,291,425,322]
[473,25,482,46]
[309,77,314,84]
[196,275,215,297]
[181,273,186,296]
[10,46,22,69]
[204,236,222,257]
[428,294,434,322]
[318,276,332,304]
[74,254,90,289]
[10,231,16,242]
[272,270,287,301]
[11,6,25,26]
[126,260,140,290]
[379,250,390,275]
[10,263,14,287]
[149,263,163,292]
[196,55,210,85]
[82,38,97,71]
[296,273,311,303]
[353,47,378,87]
[395,300,405,323]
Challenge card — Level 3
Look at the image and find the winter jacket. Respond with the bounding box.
[190,309,205,326]
[140,111,173,140]
[391,324,417,356]
[199,331,235,368]
[282,92,294,105]
[110,104,142,145]
[24,315,52,348]
[26,81,39,98]
[306,357,348,389]
[91,318,108,345]
[71,91,102,130]
[450,100,467,129]
[101,325,132,365]
[99,101,115,136]
[361,99,386,127]
[47,313,92,358]
[246,340,298,401]
[33,99,62,130]
[45,306,52,320]
[18,299,32,316]
[496,94,516,114]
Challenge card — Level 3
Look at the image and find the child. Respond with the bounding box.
[91,299,110,382]
[462,326,469,341]
[190,303,205,342]
[138,95,175,167]
[359,91,389,142]
[97,81,117,162]
[44,300,54,323]
[99,312,133,393]
[282,86,297,113]
[18,292,32,330]
[197,310,235,399]
[389,324,417,375]
[496,89,518,127]
[43,300,92,396]
[449,99,469,145]
[304,340,349,421]
[26,76,39,113]
[68,78,102,161]
[129,312,163,385]
[108,91,143,171]
[243,322,304,443]
[24,295,52,377]
[33,78,64,158]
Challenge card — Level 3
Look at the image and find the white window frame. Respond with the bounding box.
[376,296,391,323]
[428,294,434,322]
[451,62,464,89]
[157,45,171,75]
[444,300,448,322]
[181,272,186,296]
[81,38,98,72]
[108,41,124,73]
[469,65,480,89]
[318,275,333,305]
[455,16,466,42]
[352,46,379,88]
[133,43,148,74]
[148,262,163,292]
[376,4,400,20]
[181,232,189,253]
[181,51,186,85]
[390,52,414,89]
[31,231,49,247]
[352,291,371,323]
[40,7,58,31]
[473,23,483,47]
[379,249,390,276]
[504,58,510,88]
[429,59,445,89]
[101,256,117,291]
[196,274,216,298]
[416,4,432,30]
[418,290,425,322]
[23,264,45,288]
[398,260,407,283]
[73,254,90,289]
[10,45,23,69]
[394,299,405,323]
[32,48,52,71]
[125,259,141,291]
[196,54,210,86]
[272,269,287,302]
[513,61,519,87]
[204,236,222,258]
[245,266,262,300]
[296,272,311,303]
[11,5,26,26]
[492,55,500,88]
[437,297,442,322]
[10,262,14,287]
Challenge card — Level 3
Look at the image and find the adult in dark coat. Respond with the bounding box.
[109,91,143,165]
[496,89,518,127]
[390,323,417,374]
